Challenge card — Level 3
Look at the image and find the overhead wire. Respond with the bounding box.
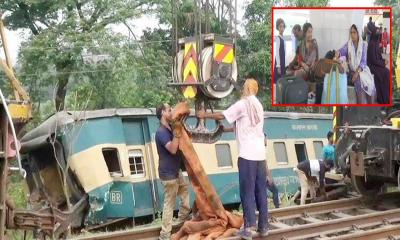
[13,28,268,52]
[1,1,270,79]
[2,51,267,78]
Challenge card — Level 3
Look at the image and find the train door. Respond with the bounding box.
[295,141,308,163]
[122,119,158,219]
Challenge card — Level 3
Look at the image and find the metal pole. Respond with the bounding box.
[171,0,175,55]
[172,0,179,84]
[197,0,202,85]
[198,0,202,36]
[205,0,209,34]
[194,0,198,37]
[333,106,337,144]
[174,0,178,54]
[229,0,233,37]
[234,0,237,42]
[0,107,8,240]
[220,0,223,33]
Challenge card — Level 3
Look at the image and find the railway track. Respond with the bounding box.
[72,194,400,240]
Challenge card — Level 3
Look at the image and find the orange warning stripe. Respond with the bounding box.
[214,43,234,64]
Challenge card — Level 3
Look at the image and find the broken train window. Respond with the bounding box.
[102,148,122,176]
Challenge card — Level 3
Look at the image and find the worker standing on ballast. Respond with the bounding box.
[155,103,190,240]
[197,78,268,239]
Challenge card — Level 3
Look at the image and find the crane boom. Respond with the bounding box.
[397,42,400,89]
[0,15,31,122]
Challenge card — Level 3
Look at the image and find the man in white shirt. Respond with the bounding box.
[197,79,268,239]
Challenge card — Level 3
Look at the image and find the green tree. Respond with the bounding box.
[156,0,231,38]
[238,0,330,113]
[1,0,155,111]
[287,0,329,7]
[235,0,271,109]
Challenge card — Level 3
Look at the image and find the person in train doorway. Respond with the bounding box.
[264,133,280,209]
[294,158,334,205]
[155,103,190,240]
[320,124,351,173]
[197,78,268,239]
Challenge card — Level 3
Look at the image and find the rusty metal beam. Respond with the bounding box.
[7,195,88,238]
[0,107,8,240]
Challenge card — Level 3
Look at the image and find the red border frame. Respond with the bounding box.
[271,7,393,107]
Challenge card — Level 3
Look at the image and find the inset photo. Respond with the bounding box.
[271,7,392,106]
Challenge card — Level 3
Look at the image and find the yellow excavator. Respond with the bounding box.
[397,43,400,88]
[0,14,33,239]
[0,18,31,121]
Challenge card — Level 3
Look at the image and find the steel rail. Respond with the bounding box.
[72,196,366,240]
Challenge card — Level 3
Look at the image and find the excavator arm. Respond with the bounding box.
[0,15,32,122]
[396,42,400,91]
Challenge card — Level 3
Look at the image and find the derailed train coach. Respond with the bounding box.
[335,105,400,195]
[19,108,332,228]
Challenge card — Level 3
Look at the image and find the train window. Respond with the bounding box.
[215,144,233,168]
[102,148,122,177]
[295,142,308,163]
[273,142,288,164]
[313,141,324,159]
[128,150,145,178]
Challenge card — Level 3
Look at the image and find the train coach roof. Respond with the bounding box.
[264,111,332,119]
[20,108,332,153]
[20,108,155,153]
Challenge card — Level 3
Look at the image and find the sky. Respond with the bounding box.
[329,0,375,6]
[1,0,377,66]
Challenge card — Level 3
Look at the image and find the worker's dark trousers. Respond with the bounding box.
[238,157,268,230]
[267,181,280,208]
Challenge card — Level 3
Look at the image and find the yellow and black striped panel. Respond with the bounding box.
[182,42,198,99]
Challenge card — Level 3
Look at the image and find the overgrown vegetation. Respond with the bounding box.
[0,0,334,132]
[7,175,33,239]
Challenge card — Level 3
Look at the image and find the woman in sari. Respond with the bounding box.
[287,23,319,81]
[368,25,390,104]
[336,24,376,104]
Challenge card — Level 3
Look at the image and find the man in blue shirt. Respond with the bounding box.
[322,131,335,163]
[292,24,303,53]
[156,103,190,240]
